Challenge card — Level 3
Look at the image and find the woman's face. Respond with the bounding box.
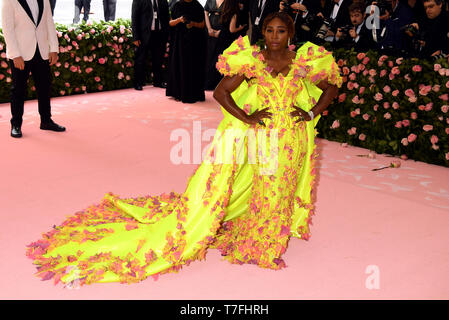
[263,18,290,51]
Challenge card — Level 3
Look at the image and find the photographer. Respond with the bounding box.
[322,0,352,42]
[334,2,377,51]
[369,0,414,56]
[406,0,449,59]
[279,0,319,42]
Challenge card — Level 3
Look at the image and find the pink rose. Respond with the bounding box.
[347,127,357,135]
[404,74,411,82]
[396,57,403,65]
[347,82,355,90]
[384,112,391,119]
[338,93,346,102]
[423,125,433,131]
[343,66,350,75]
[419,85,431,96]
[380,69,387,77]
[441,105,449,113]
[438,68,446,76]
[359,86,365,95]
[359,133,366,141]
[395,121,402,128]
[331,120,340,129]
[432,144,439,150]
[362,56,370,65]
[445,128,449,135]
[392,89,399,97]
[379,55,388,62]
[357,52,366,60]
[425,102,433,111]
[412,65,422,72]
[432,85,440,92]
[389,73,395,80]
[418,105,426,111]
[446,153,449,161]
[373,104,379,111]
[392,102,399,110]
[391,66,400,75]
[369,69,377,76]
[404,89,415,97]
[374,93,383,101]
[362,113,370,121]
[383,102,390,109]
[388,61,393,68]
[349,73,356,81]
[430,135,439,144]
[69,66,77,72]
[60,90,65,95]
[411,112,418,120]
[407,133,417,143]
[439,94,449,101]
[434,64,442,71]
[401,138,409,146]
[85,67,93,74]
[446,80,449,89]
[98,85,103,90]
[54,71,60,77]
[409,96,417,103]
[94,76,101,82]
[383,85,391,93]
[65,82,70,87]
[352,96,360,104]
[402,119,410,127]
[98,58,106,64]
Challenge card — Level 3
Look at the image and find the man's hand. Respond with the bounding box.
[133,40,141,47]
[291,3,306,12]
[349,27,357,39]
[431,50,441,57]
[13,56,25,70]
[49,52,58,66]
[335,28,343,39]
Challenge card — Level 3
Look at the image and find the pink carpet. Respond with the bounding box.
[0,87,448,299]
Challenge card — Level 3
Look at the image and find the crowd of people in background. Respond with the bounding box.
[57,0,449,104]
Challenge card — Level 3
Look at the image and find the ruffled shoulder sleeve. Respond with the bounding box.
[296,42,343,88]
[216,36,262,78]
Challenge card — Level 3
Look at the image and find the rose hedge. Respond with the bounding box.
[0,19,162,102]
[1,21,448,167]
[316,47,449,167]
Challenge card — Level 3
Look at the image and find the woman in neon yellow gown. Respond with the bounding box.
[26,12,342,286]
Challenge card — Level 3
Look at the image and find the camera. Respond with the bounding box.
[281,0,294,14]
[401,24,419,38]
[315,18,337,40]
[183,16,191,25]
[338,24,354,40]
[400,24,425,57]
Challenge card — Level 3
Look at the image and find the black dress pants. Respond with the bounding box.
[133,31,168,87]
[10,47,52,127]
[103,0,117,21]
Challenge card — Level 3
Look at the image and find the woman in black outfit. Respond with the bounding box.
[166,0,207,103]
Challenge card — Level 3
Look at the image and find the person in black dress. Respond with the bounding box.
[166,0,207,103]
[204,0,225,90]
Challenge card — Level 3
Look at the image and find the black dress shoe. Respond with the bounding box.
[11,126,22,138]
[134,85,143,91]
[40,121,66,132]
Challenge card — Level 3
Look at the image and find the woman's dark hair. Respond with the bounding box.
[423,0,442,4]
[221,0,240,24]
[262,12,295,38]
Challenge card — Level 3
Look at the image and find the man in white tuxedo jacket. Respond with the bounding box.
[1,0,66,138]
